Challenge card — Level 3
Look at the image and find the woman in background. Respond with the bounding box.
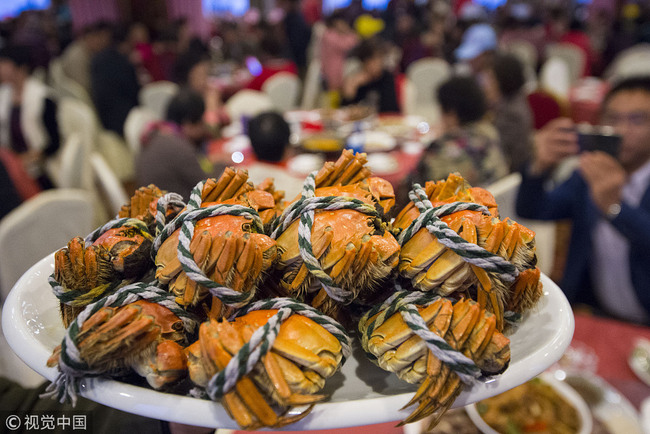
[0,45,60,189]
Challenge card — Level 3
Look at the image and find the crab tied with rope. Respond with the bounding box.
[154,168,280,320]
[50,186,186,327]
[359,289,510,430]
[269,150,400,318]
[186,297,351,430]
[393,174,543,330]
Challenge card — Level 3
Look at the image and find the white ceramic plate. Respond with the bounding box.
[465,372,593,434]
[629,338,650,387]
[2,255,573,430]
[287,154,326,176]
[366,153,399,175]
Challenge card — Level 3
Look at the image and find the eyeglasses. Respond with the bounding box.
[601,111,650,127]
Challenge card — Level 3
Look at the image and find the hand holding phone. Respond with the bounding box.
[576,125,621,158]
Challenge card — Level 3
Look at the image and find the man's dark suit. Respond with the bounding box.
[516,169,650,314]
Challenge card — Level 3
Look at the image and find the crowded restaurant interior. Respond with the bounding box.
[2,0,650,433]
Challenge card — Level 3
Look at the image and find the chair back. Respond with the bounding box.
[90,152,129,217]
[540,57,571,100]
[301,58,323,110]
[0,189,94,300]
[56,133,93,190]
[604,43,650,82]
[57,97,98,148]
[124,107,160,155]
[224,90,274,121]
[262,72,302,112]
[405,57,451,107]
[138,81,179,119]
[545,43,585,84]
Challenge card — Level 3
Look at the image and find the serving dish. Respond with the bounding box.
[465,372,593,434]
[2,254,573,430]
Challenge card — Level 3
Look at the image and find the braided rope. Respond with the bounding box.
[359,290,480,385]
[84,218,150,246]
[398,184,518,283]
[41,282,197,406]
[154,192,186,237]
[270,172,380,304]
[152,180,264,308]
[205,298,350,399]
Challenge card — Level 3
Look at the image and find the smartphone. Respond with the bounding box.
[577,125,621,158]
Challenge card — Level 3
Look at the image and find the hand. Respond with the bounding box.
[579,151,626,214]
[530,117,579,175]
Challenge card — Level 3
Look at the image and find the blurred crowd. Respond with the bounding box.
[1,0,650,327]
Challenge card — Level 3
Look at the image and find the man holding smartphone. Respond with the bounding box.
[516,76,650,324]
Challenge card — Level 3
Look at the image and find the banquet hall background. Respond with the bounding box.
[2,0,650,433]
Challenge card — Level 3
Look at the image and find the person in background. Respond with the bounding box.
[400,75,507,206]
[320,10,358,98]
[0,45,60,189]
[244,25,298,92]
[277,0,312,76]
[59,21,112,95]
[172,48,226,134]
[516,76,650,324]
[136,88,225,199]
[91,25,140,136]
[453,23,498,79]
[128,22,164,83]
[341,37,399,114]
[245,111,304,200]
[489,53,534,173]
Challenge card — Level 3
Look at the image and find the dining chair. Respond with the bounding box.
[0,188,95,301]
[539,57,571,100]
[545,43,585,85]
[224,89,274,122]
[57,97,99,150]
[53,132,93,191]
[486,172,556,276]
[89,152,130,218]
[124,106,160,156]
[405,57,451,108]
[139,81,179,119]
[262,72,302,112]
[301,58,323,110]
[604,43,650,83]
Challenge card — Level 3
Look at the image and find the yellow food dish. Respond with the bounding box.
[302,136,343,152]
[475,377,582,434]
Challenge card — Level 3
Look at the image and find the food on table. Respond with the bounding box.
[270,149,400,317]
[154,168,279,319]
[302,135,343,152]
[393,173,543,331]
[360,294,510,430]
[186,301,349,430]
[475,377,582,434]
[41,151,547,431]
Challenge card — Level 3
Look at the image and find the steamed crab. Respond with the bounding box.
[54,221,154,327]
[360,295,510,429]
[271,150,400,317]
[154,168,279,319]
[47,299,189,390]
[118,184,184,233]
[393,174,543,329]
[186,309,344,430]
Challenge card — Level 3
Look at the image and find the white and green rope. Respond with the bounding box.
[41,282,197,406]
[359,290,481,385]
[398,184,518,283]
[270,171,381,304]
[205,298,350,399]
[152,180,264,308]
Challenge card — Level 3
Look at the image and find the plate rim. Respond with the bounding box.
[2,254,575,430]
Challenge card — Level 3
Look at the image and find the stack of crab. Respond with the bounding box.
[45,150,543,430]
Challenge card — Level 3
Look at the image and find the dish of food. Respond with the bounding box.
[560,372,643,434]
[629,338,650,387]
[302,135,344,152]
[466,372,592,434]
[3,262,572,430]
